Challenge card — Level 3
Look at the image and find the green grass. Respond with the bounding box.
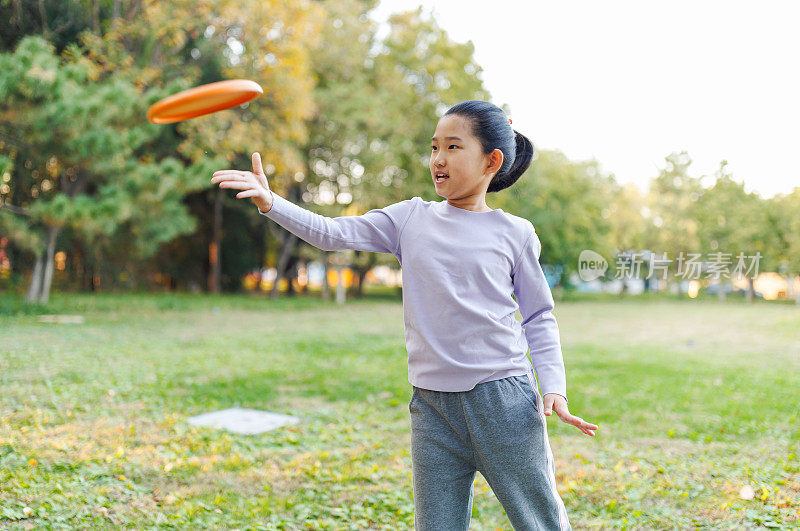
[1,292,798,529]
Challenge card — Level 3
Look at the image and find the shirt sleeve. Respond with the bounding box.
[511,228,568,402]
[257,191,416,259]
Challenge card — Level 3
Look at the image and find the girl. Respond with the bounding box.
[211,100,598,530]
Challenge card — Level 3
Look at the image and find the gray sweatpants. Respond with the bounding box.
[408,372,572,530]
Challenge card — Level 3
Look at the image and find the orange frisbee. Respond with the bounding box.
[146,79,263,124]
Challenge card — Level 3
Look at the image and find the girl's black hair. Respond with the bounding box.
[443,100,534,193]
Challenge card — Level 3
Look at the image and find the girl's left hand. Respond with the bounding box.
[543,393,598,436]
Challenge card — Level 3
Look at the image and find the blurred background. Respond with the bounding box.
[1,0,798,304]
[1,1,798,528]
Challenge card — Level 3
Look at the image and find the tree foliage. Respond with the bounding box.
[0,2,796,298]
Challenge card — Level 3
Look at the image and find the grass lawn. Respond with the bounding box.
[1,291,798,529]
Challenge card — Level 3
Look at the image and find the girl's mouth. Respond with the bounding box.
[435,173,449,183]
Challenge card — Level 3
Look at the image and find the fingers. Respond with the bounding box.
[564,414,599,436]
[211,172,256,189]
[210,170,268,205]
[251,155,270,189]
[252,152,264,175]
[211,168,269,191]
[210,171,247,184]
[582,419,599,430]
[212,170,246,177]
[543,394,554,416]
[216,180,253,190]
[236,189,261,199]
[212,178,264,201]
[255,170,270,189]
[549,399,599,437]
[211,172,258,194]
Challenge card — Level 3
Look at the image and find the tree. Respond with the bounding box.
[0,0,118,54]
[497,149,617,285]
[693,161,774,301]
[345,6,489,296]
[77,0,322,293]
[263,0,384,298]
[769,187,800,303]
[0,35,223,302]
[371,7,490,204]
[606,182,647,254]
[640,151,704,296]
[644,152,704,255]
[0,0,323,297]
[267,3,491,298]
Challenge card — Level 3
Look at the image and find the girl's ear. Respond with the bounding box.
[486,148,504,177]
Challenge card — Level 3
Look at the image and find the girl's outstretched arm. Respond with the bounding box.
[211,153,416,257]
[257,191,415,256]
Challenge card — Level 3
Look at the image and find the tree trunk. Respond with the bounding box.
[351,252,376,298]
[285,255,298,297]
[24,225,59,303]
[795,276,800,305]
[335,263,346,304]
[91,247,101,292]
[92,0,100,33]
[717,278,726,302]
[299,258,309,294]
[270,230,297,299]
[208,187,222,293]
[38,225,59,303]
[270,183,302,299]
[37,0,50,40]
[354,269,368,297]
[25,252,44,303]
[746,275,755,303]
[674,275,684,299]
[321,251,331,300]
[73,240,85,291]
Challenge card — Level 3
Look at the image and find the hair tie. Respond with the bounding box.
[508,118,512,124]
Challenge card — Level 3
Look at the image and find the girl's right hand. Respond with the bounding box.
[210,152,274,212]
[543,393,598,436]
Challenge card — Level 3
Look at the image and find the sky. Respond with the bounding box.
[370,0,800,199]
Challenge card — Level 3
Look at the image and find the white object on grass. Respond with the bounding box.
[186,407,300,435]
[38,315,85,324]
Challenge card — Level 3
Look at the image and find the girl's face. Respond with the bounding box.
[429,114,504,200]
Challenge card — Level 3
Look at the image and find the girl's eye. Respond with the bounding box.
[430,145,458,150]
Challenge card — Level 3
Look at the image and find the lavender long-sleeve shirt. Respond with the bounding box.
[258,193,568,400]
